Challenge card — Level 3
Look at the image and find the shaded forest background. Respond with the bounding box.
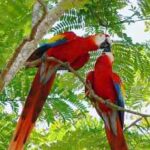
[0,0,150,149]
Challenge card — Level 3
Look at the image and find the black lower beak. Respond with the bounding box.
[100,40,111,52]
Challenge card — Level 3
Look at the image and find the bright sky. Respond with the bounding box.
[123,21,150,43]
[119,2,150,43]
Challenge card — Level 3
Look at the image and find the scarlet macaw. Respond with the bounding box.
[86,49,128,150]
[8,31,111,150]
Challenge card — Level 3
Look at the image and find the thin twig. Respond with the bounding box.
[117,17,150,25]
[144,117,150,127]
[25,56,150,118]
[124,117,143,131]
[135,124,150,140]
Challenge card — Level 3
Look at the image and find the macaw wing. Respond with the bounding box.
[112,72,125,128]
[28,31,78,61]
[86,71,104,119]
[85,71,94,96]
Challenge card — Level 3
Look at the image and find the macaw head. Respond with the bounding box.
[94,34,114,63]
[94,34,112,51]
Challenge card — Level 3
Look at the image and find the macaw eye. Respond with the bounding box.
[105,34,110,37]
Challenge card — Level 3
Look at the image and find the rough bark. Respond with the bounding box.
[32,1,43,27]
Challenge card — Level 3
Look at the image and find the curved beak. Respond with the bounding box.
[100,36,112,52]
[100,39,111,52]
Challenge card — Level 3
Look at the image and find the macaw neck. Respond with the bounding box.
[95,53,113,70]
[104,52,114,63]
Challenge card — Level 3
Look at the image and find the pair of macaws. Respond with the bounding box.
[8,31,128,150]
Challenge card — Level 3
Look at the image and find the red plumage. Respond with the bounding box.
[86,53,128,150]
[8,32,109,149]
[8,67,56,150]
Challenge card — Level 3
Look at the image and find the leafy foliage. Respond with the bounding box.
[50,0,127,35]
[80,0,127,34]
[0,0,35,69]
[139,0,150,16]
[138,0,150,31]
[0,0,150,149]
[26,115,150,150]
[113,43,150,104]
[51,9,84,34]
[42,72,88,124]
[0,107,16,149]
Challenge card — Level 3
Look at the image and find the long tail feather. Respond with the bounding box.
[105,116,128,150]
[8,65,56,150]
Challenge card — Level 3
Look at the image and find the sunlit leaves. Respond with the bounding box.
[0,0,35,69]
[27,115,150,149]
[112,42,150,105]
[138,0,150,31]
[139,0,150,16]
[51,9,84,34]
[0,107,17,149]
[0,0,150,149]
[79,0,127,34]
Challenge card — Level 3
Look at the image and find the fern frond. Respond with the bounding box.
[51,9,84,34]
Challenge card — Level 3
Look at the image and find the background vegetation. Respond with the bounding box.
[0,0,150,149]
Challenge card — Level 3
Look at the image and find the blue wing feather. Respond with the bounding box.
[28,37,68,61]
[113,82,125,128]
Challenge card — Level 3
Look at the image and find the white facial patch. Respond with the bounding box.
[94,34,106,47]
[105,52,114,63]
[106,36,112,45]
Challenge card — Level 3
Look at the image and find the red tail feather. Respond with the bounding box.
[105,118,128,150]
[8,68,56,150]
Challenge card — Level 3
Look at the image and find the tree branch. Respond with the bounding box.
[32,0,47,27]
[124,117,143,131]
[135,124,150,139]
[25,56,150,118]
[116,17,150,25]
[0,0,88,92]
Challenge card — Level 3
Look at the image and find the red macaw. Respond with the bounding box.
[85,50,128,150]
[8,31,111,150]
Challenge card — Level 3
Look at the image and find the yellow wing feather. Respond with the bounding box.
[48,34,65,43]
[121,83,126,97]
